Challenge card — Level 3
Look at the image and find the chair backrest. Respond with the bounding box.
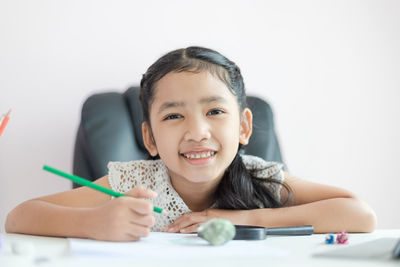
[73,86,284,187]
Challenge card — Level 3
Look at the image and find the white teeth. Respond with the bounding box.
[183,151,215,159]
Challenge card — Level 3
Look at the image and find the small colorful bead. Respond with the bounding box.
[325,234,335,244]
[336,230,349,244]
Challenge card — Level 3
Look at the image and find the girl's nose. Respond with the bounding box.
[183,116,211,142]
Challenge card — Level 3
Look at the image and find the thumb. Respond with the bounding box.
[125,186,157,199]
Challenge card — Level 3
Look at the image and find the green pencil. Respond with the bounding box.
[43,165,166,214]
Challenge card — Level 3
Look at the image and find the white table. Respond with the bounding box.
[1,230,399,267]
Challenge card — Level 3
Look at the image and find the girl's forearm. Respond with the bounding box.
[247,198,377,233]
[5,200,94,238]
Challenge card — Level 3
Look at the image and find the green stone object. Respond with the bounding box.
[197,219,236,246]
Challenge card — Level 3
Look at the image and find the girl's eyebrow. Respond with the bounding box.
[199,96,227,105]
[157,101,185,114]
[157,96,227,115]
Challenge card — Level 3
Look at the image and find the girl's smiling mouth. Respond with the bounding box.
[182,150,215,159]
[180,149,217,165]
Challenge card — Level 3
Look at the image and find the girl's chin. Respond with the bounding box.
[182,170,224,184]
[184,176,220,184]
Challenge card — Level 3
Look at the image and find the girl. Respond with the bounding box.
[5,47,376,241]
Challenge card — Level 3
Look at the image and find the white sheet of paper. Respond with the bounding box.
[69,232,290,260]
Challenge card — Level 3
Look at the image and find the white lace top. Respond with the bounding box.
[107,154,284,232]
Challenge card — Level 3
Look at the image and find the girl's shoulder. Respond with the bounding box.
[107,159,168,193]
[241,154,284,180]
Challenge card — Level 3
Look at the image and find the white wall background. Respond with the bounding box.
[1,0,399,232]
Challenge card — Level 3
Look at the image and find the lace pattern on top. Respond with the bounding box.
[108,155,284,232]
[108,160,191,232]
[241,155,285,204]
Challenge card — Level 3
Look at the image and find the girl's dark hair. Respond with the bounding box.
[140,46,291,209]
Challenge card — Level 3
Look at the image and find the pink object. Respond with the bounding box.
[336,230,349,244]
[0,109,11,137]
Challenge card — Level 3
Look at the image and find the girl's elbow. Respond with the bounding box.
[5,201,32,233]
[362,208,377,233]
[355,199,377,233]
[5,209,18,233]
[346,194,377,233]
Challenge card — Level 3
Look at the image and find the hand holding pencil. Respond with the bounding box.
[43,165,164,241]
[88,187,159,241]
[43,165,165,214]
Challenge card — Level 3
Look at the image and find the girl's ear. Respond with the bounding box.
[239,108,253,145]
[142,122,158,156]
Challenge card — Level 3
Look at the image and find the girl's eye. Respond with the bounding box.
[207,109,224,116]
[163,114,182,120]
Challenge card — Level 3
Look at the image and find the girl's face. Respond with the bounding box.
[142,71,252,186]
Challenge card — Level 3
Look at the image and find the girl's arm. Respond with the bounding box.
[5,176,156,241]
[166,172,377,233]
[247,172,377,233]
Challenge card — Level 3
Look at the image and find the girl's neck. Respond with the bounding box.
[169,175,221,212]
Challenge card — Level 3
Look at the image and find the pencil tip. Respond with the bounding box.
[7,109,12,116]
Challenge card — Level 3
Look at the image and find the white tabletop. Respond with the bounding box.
[1,230,399,267]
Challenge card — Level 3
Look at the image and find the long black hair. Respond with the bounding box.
[140,46,291,209]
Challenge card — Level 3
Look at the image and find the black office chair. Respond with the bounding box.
[72,86,284,188]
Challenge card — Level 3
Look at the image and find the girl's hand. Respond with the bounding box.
[86,186,157,241]
[165,209,249,234]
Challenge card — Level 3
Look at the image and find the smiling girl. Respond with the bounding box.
[6,47,376,241]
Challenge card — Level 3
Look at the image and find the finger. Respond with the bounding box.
[180,223,201,234]
[164,224,180,233]
[129,212,155,228]
[130,199,154,215]
[166,212,206,232]
[123,233,140,242]
[116,196,154,215]
[126,223,151,238]
[105,232,140,242]
[126,186,157,199]
[168,212,196,227]
[165,216,185,232]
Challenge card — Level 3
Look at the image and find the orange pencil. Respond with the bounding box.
[0,109,12,137]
